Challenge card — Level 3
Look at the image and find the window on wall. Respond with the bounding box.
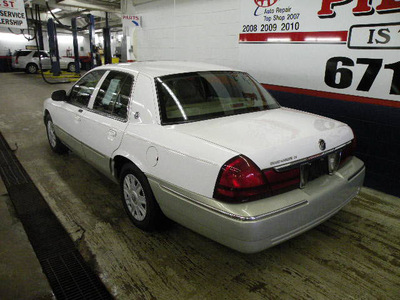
[93,71,133,120]
[69,70,106,107]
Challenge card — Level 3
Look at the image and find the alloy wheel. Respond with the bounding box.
[123,174,147,221]
[47,120,57,148]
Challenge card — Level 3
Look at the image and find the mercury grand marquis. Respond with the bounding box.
[43,61,365,253]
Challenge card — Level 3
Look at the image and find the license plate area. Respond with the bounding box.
[300,156,329,188]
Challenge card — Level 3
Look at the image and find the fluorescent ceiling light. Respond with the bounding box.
[48,8,62,14]
[305,37,342,42]
[267,38,291,42]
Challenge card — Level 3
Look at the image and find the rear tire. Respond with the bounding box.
[45,114,68,154]
[120,163,162,231]
[67,63,76,72]
[26,63,38,74]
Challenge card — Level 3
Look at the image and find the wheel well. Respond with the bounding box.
[113,156,135,180]
[26,62,37,68]
[44,110,50,124]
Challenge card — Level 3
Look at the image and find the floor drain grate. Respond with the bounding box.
[0,132,112,300]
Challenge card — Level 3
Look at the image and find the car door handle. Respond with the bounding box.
[108,129,117,137]
[78,109,83,113]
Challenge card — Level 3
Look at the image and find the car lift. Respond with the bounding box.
[47,18,61,76]
[18,3,110,84]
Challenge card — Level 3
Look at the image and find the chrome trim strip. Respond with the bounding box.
[54,125,108,159]
[80,141,107,159]
[160,185,308,222]
[275,140,352,171]
[54,125,80,145]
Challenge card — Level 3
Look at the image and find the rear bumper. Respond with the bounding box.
[149,156,365,253]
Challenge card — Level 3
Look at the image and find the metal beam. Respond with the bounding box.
[55,0,120,13]
[71,17,81,73]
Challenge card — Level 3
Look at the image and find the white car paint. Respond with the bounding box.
[43,61,365,253]
[171,108,353,171]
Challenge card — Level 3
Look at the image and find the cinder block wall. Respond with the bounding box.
[133,0,240,68]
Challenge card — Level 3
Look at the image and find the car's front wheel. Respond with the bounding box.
[26,63,38,74]
[120,163,162,231]
[45,114,68,154]
[67,63,76,72]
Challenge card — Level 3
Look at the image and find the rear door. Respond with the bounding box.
[33,51,51,69]
[79,70,135,175]
[51,70,107,156]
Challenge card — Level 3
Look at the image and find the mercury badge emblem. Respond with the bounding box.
[319,139,326,151]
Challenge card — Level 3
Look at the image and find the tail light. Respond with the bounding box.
[213,155,300,203]
[213,155,268,202]
[15,55,19,64]
[263,168,300,194]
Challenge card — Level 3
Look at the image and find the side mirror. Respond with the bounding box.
[51,90,66,101]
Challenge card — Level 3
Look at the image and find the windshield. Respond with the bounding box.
[155,71,280,124]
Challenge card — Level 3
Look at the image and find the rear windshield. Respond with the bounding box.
[14,50,30,57]
[155,71,280,125]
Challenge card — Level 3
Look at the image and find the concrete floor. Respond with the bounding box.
[0,181,54,300]
[0,72,399,299]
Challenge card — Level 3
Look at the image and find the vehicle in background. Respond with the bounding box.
[12,50,77,74]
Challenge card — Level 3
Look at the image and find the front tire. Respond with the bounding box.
[120,163,162,231]
[45,114,68,154]
[26,63,38,74]
[67,63,76,72]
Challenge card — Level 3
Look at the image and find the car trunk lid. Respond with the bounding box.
[172,108,353,169]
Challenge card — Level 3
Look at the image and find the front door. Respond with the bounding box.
[52,70,107,156]
[79,70,135,175]
[33,51,51,69]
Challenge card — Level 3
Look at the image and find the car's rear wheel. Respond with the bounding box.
[67,63,76,72]
[45,114,68,154]
[120,163,162,231]
[26,63,38,74]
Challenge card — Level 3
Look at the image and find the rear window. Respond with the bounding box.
[155,71,280,125]
[93,71,133,120]
[14,50,30,57]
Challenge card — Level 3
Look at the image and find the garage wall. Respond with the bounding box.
[0,28,89,57]
[0,30,38,56]
[133,0,240,68]
[57,33,90,57]
[129,0,400,197]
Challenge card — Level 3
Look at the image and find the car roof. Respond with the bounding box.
[94,61,236,78]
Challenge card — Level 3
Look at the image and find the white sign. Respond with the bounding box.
[122,15,141,28]
[0,0,27,29]
[348,23,400,49]
[239,0,400,104]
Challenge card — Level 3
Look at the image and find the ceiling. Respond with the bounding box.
[25,0,149,32]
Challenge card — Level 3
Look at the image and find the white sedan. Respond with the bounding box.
[43,61,365,253]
